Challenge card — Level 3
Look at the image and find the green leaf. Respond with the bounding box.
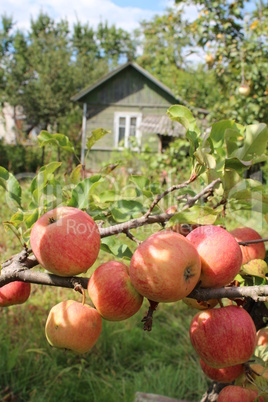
[167,105,200,134]
[210,120,243,149]
[68,175,103,209]
[0,166,22,207]
[24,209,40,229]
[110,200,145,222]
[70,164,83,184]
[166,205,218,226]
[3,221,24,245]
[229,123,268,163]
[101,237,133,260]
[86,128,110,150]
[38,131,75,152]
[130,175,150,191]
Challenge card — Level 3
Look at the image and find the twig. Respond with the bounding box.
[143,178,193,219]
[238,238,268,246]
[181,178,221,210]
[124,229,142,245]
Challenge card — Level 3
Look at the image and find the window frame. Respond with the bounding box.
[114,112,142,150]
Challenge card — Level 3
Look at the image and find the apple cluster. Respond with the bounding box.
[1,206,267,399]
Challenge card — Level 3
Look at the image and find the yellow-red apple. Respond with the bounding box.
[218,385,264,402]
[45,300,102,353]
[182,297,218,310]
[189,305,256,368]
[186,225,242,288]
[256,327,268,346]
[0,281,31,307]
[87,261,143,321]
[200,358,244,383]
[230,227,266,265]
[129,231,201,303]
[238,83,251,96]
[30,206,101,276]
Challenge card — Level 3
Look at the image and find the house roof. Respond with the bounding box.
[139,115,186,137]
[71,61,181,103]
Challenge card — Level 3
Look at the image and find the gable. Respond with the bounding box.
[72,64,179,107]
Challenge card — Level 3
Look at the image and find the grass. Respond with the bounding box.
[0,290,208,402]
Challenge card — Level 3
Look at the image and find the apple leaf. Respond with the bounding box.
[101,237,133,260]
[240,259,268,279]
[70,164,83,184]
[110,200,146,222]
[229,123,268,162]
[167,105,200,135]
[210,120,244,150]
[86,128,110,150]
[38,131,75,152]
[166,205,218,226]
[130,175,150,191]
[0,166,22,208]
[67,175,103,209]
[3,221,24,245]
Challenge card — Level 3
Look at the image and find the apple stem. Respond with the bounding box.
[73,282,86,305]
[141,300,159,331]
[218,299,224,308]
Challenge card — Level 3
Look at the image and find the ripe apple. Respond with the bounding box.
[218,385,264,402]
[45,300,102,353]
[129,230,201,303]
[0,281,31,307]
[230,227,266,265]
[205,53,214,65]
[186,225,243,288]
[256,327,268,346]
[238,83,251,96]
[87,261,143,321]
[189,305,256,368]
[30,206,101,276]
[200,358,244,383]
[182,297,218,310]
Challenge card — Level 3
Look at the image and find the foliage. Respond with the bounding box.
[0,105,267,257]
[181,0,268,124]
[0,12,136,140]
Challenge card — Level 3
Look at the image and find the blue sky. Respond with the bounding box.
[3,0,174,33]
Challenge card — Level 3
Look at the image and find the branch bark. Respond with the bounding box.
[1,257,268,303]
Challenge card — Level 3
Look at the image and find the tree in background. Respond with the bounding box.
[176,0,268,124]
[135,8,219,112]
[0,12,137,143]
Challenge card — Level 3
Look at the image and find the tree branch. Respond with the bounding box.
[1,264,268,303]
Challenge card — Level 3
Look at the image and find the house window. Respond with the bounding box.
[114,113,142,149]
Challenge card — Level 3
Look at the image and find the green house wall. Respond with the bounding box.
[77,65,180,169]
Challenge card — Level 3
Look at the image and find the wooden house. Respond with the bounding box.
[71,62,202,167]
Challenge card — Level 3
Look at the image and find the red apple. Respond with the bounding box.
[0,281,31,306]
[189,305,256,368]
[218,385,264,402]
[200,358,244,383]
[87,261,143,321]
[129,230,201,303]
[30,206,101,276]
[230,227,266,265]
[45,300,102,353]
[186,225,243,288]
[256,327,268,346]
